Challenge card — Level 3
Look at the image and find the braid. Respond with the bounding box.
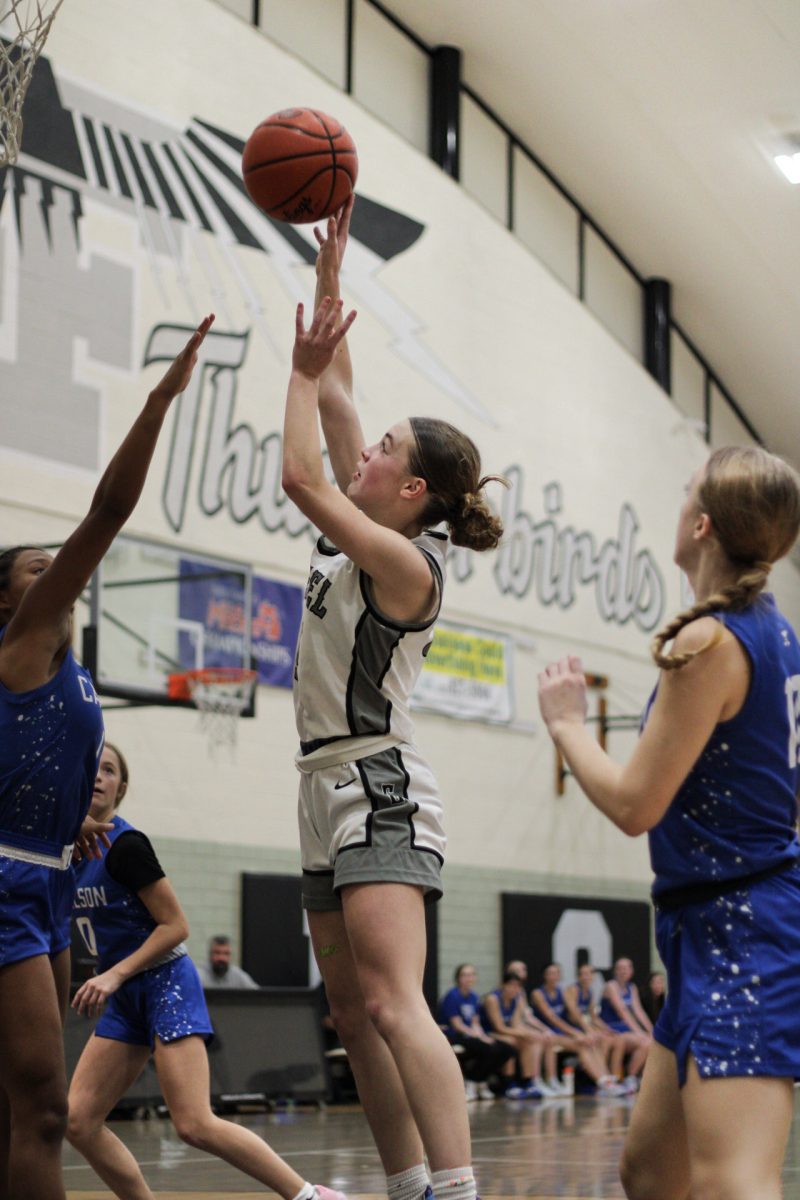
[651,562,771,670]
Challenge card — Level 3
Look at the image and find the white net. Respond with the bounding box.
[185,668,257,758]
[0,0,64,166]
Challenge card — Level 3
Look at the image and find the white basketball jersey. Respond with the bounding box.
[293,530,447,761]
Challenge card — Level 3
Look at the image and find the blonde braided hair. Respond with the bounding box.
[651,448,800,671]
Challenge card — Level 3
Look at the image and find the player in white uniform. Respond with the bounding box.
[282,197,504,1200]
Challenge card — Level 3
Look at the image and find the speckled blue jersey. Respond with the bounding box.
[73,815,211,1048]
[648,594,800,895]
[645,595,800,1084]
[0,645,104,866]
[73,816,183,972]
[0,643,103,967]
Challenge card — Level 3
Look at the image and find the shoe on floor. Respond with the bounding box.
[315,1187,348,1200]
[505,1083,542,1099]
[464,1079,479,1101]
[477,1081,495,1100]
[533,1077,559,1098]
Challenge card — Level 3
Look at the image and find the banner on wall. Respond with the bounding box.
[179,561,302,689]
[412,622,514,724]
[502,893,652,988]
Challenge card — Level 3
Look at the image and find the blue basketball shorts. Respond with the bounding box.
[94,954,213,1048]
[0,856,75,967]
[654,862,800,1086]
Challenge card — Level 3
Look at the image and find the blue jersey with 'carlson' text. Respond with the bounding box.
[73,814,185,973]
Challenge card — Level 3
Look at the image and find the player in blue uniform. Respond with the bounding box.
[538,446,800,1198]
[481,971,551,1098]
[596,957,652,1091]
[0,314,213,1200]
[282,199,504,1200]
[67,742,347,1200]
[438,964,514,1100]
[531,963,623,1095]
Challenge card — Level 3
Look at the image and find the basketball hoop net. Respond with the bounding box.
[0,0,64,167]
[170,667,257,758]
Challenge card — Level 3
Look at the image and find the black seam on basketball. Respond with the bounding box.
[243,148,356,174]
[260,165,356,215]
[315,110,338,222]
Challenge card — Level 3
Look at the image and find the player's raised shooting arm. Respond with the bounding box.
[284,299,435,622]
[1,318,213,684]
[313,198,364,492]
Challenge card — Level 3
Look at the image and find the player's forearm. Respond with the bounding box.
[549,721,641,835]
[282,370,327,493]
[89,392,172,523]
[114,920,189,983]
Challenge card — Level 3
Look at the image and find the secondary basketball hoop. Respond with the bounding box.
[0,0,64,166]
[169,667,257,758]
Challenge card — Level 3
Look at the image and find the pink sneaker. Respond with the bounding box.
[315,1187,348,1200]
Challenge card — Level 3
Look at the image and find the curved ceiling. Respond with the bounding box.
[385,0,800,463]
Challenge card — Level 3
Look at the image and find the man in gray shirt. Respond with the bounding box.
[196,935,259,988]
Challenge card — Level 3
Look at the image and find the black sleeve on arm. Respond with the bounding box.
[104,830,166,894]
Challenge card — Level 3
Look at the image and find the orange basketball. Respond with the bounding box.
[241,107,358,224]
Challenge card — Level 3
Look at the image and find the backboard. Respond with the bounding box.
[83,533,255,715]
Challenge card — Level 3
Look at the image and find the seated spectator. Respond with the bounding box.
[196,935,259,989]
[481,970,556,1099]
[559,963,627,1096]
[532,955,623,1099]
[438,964,515,1100]
[504,959,562,1095]
[641,970,666,1025]
[597,957,652,1092]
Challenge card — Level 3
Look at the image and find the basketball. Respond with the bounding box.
[241,107,358,224]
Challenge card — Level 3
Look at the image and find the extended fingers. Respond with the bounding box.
[295,301,307,337]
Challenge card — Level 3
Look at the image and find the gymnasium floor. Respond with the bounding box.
[63,1092,800,1198]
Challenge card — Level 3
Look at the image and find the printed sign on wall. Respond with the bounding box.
[412,622,514,723]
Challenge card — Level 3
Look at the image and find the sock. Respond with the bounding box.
[387,1164,430,1200]
[293,1186,316,1200]
[430,1166,477,1200]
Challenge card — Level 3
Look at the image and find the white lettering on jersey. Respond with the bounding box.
[74,885,108,909]
[785,675,800,767]
[75,915,98,957]
[78,674,100,705]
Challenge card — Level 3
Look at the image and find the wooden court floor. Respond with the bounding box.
[64,1091,800,1198]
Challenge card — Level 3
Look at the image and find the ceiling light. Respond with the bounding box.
[775,153,800,184]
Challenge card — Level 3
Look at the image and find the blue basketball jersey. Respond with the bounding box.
[481,987,519,1032]
[0,643,104,867]
[648,595,800,896]
[73,815,185,973]
[599,982,633,1025]
[541,985,566,1019]
[439,986,480,1040]
[575,985,593,1014]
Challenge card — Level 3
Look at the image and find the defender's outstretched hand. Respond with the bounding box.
[293,297,356,381]
[537,655,588,735]
[151,313,215,402]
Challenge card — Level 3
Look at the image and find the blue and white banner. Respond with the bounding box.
[179,560,302,689]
